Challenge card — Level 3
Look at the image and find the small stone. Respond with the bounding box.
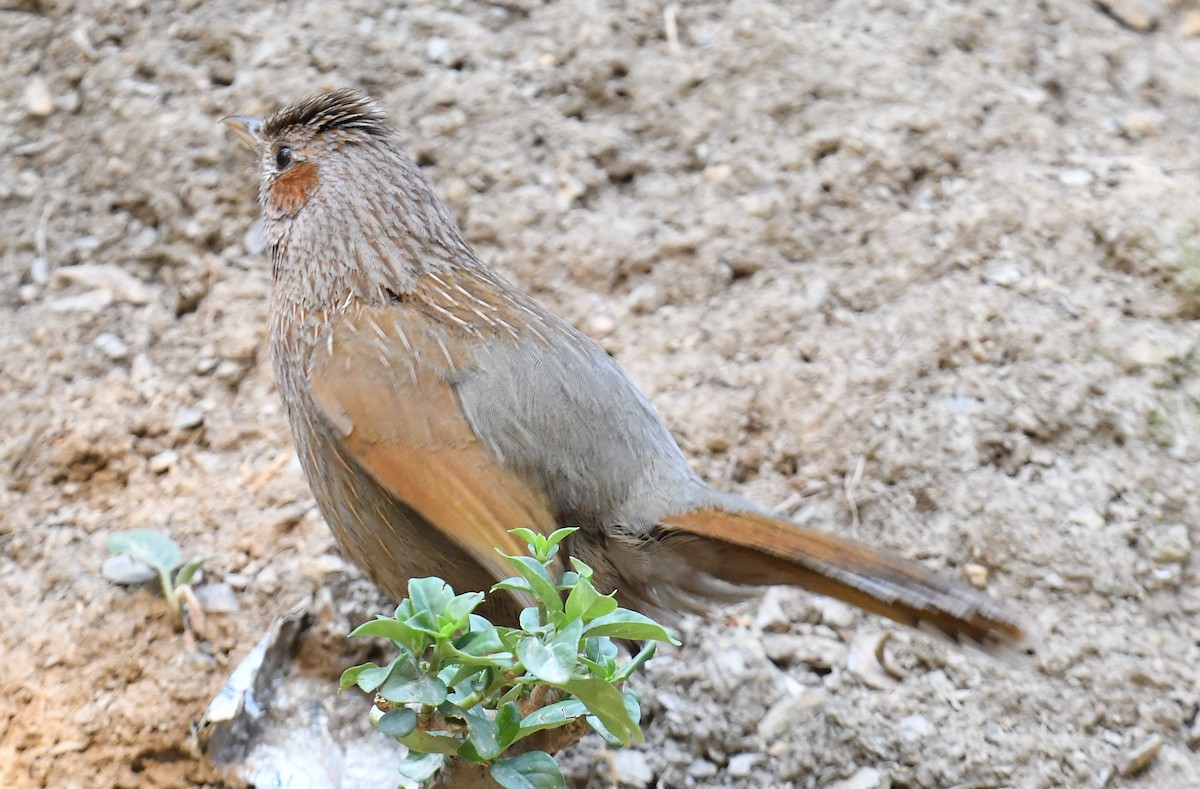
[986,265,1023,287]
[173,406,205,431]
[49,290,114,313]
[897,714,934,740]
[93,332,129,360]
[193,583,240,614]
[1146,524,1190,563]
[827,766,883,789]
[1181,10,1200,37]
[761,634,847,669]
[425,37,450,62]
[53,263,152,305]
[30,257,50,285]
[18,284,39,304]
[610,750,652,787]
[963,563,989,588]
[1118,734,1162,777]
[813,597,856,629]
[848,631,899,690]
[148,449,180,473]
[1068,506,1106,529]
[101,554,157,585]
[753,587,789,632]
[757,690,826,741]
[1029,448,1055,467]
[1058,168,1094,187]
[243,219,266,256]
[1096,0,1155,31]
[626,283,664,314]
[687,759,718,778]
[25,76,54,116]
[726,753,758,777]
[585,313,616,338]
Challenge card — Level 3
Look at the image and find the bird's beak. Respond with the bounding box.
[221,115,264,149]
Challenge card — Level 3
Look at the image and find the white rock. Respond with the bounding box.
[609,749,652,787]
[25,76,54,116]
[174,406,205,430]
[726,753,759,777]
[93,332,129,360]
[827,766,883,789]
[425,37,450,62]
[53,263,152,305]
[149,449,180,473]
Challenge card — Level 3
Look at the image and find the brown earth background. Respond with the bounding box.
[3,0,1200,787]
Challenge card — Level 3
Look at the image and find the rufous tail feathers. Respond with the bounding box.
[658,509,1030,654]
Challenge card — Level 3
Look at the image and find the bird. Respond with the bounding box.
[222,89,1029,654]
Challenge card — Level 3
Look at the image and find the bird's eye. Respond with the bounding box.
[274,145,294,170]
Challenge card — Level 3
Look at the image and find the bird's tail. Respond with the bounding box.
[651,508,1031,654]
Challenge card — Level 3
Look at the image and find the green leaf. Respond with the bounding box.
[440,591,485,636]
[568,556,594,580]
[379,672,448,705]
[564,575,617,623]
[503,555,562,612]
[583,610,680,645]
[174,555,210,587]
[562,678,639,745]
[492,577,535,597]
[543,527,578,552]
[349,617,427,653]
[508,527,542,548]
[463,709,501,760]
[397,752,443,782]
[454,620,506,657]
[587,687,643,747]
[397,728,464,755]
[519,606,544,634]
[517,635,575,684]
[516,698,588,739]
[338,662,380,693]
[496,701,522,748]
[377,707,417,738]
[107,530,182,574]
[490,751,567,789]
[350,659,396,693]
[408,577,455,619]
[554,571,579,591]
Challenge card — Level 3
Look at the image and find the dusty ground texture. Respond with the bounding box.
[3,0,1200,787]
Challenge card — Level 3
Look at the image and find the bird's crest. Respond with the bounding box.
[263,89,390,140]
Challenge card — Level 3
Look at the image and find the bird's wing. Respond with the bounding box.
[307,303,559,590]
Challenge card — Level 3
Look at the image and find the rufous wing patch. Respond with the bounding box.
[269,160,320,214]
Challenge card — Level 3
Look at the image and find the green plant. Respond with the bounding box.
[106,529,209,628]
[340,527,679,788]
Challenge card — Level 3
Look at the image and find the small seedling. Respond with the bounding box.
[107,529,209,630]
[340,527,679,788]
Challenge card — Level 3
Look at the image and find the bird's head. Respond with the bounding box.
[222,88,393,221]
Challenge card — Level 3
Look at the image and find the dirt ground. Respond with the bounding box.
[3,0,1200,787]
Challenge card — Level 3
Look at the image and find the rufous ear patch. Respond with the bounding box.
[269,161,320,215]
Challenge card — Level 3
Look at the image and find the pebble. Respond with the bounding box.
[243,219,266,256]
[897,714,934,740]
[813,597,856,629]
[30,257,50,285]
[686,758,718,778]
[50,290,114,313]
[752,587,789,632]
[193,583,240,614]
[93,332,129,360]
[25,76,54,116]
[962,563,989,588]
[173,406,205,430]
[53,263,152,305]
[986,264,1022,287]
[761,633,847,669]
[609,749,652,787]
[148,449,180,473]
[1117,734,1162,777]
[826,766,882,789]
[847,631,899,690]
[1068,506,1106,529]
[425,37,450,63]
[1058,168,1094,187]
[726,753,759,777]
[626,282,664,314]
[1146,524,1190,563]
[101,554,157,585]
[757,690,826,741]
